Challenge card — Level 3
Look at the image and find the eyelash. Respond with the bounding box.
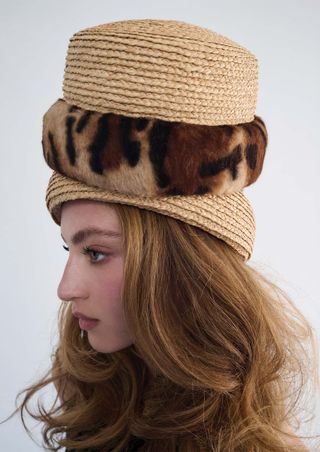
[62,245,109,264]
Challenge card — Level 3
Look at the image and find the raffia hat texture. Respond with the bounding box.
[42,19,268,262]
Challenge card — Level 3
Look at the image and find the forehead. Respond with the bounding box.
[60,199,121,231]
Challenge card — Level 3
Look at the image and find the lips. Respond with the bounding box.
[72,311,98,321]
[73,311,99,331]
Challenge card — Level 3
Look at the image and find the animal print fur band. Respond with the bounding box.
[42,98,268,198]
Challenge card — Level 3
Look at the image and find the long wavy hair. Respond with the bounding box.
[3,202,320,451]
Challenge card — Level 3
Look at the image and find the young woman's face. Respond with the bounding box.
[58,199,133,353]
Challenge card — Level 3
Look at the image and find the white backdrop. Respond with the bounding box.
[1,0,319,450]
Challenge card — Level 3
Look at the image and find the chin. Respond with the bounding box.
[88,335,133,354]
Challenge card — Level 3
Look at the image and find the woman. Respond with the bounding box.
[6,19,319,450]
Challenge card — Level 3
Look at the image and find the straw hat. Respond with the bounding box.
[42,19,268,261]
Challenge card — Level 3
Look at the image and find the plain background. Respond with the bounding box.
[0,0,319,450]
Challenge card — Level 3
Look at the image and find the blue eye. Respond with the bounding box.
[82,246,107,264]
[62,244,109,264]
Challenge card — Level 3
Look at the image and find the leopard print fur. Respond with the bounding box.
[42,98,267,197]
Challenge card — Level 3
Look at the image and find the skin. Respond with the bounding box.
[57,199,133,353]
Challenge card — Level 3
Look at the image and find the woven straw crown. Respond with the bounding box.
[63,19,258,125]
[43,19,267,262]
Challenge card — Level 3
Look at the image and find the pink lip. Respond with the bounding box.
[72,311,98,321]
[78,318,99,330]
[72,311,99,330]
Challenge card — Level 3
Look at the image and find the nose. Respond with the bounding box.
[57,256,89,302]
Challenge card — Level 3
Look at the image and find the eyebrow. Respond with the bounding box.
[61,227,122,246]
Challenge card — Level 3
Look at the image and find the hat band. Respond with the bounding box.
[42,98,267,200]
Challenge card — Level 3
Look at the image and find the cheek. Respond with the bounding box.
[96,262,124,315]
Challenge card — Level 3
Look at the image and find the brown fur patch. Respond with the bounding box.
[42,98,267,197]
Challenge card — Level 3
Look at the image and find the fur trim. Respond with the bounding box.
[42,98,267,197]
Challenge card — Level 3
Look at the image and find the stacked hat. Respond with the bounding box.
[42,19,268,261]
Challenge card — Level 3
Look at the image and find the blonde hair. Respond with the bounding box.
[4,203,320,450]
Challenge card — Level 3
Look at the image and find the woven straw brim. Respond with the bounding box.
[46,171,255,262]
